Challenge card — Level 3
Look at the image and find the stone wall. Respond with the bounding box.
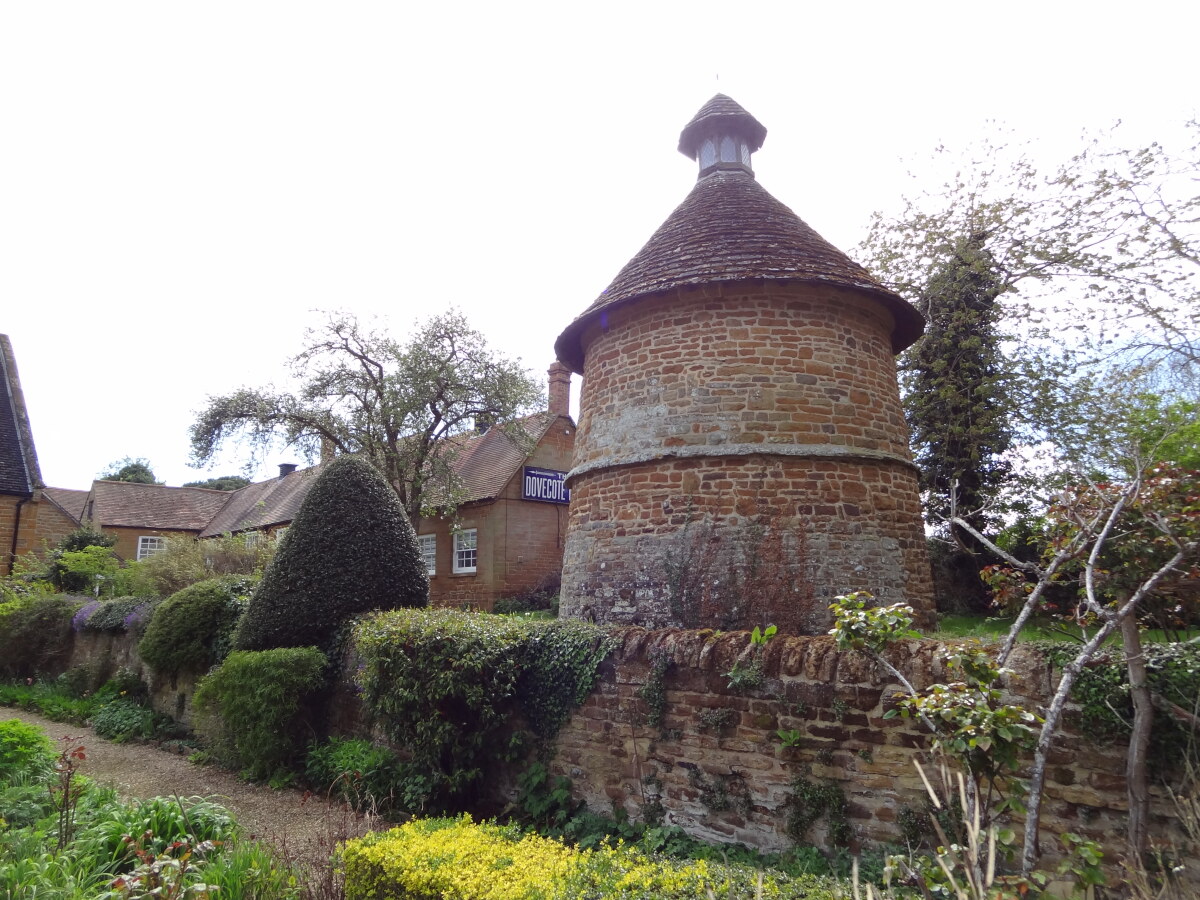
[64,629,204,726]
[550,628,1188,866]
[44,621,1191,872]
[561,282,934,630]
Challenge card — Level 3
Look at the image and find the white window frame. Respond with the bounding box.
[243,531,262,549]
[453,529,477,574]
[418,534,437,576]
[136,536,167,561]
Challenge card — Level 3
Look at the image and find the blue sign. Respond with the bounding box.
[522,467,570,504]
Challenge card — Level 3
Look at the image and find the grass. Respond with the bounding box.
[931,614,1200,645]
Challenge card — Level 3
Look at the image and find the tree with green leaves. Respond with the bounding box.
[902,232,1013,531]
[182,475,251,491]
[190,310,544,520]
[98,457,162,484]
[863,124,1199,602]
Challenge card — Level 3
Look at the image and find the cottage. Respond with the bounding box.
[0,335,85,572]
[196,397,575,609]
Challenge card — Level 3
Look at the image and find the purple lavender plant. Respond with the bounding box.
[72,601,101,632]
[122,603,152,632]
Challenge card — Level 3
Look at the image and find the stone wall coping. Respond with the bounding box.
[565,443,919,485]
[602,626,1054,702]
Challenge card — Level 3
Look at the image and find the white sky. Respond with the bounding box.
[2,2,1196,489]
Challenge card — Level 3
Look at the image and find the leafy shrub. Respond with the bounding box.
[353,609,614,808]
[193,647,328,780]
[1041,640,1200,762]
[73,795,236,874]
[0,718,54,783]
[90,698,165,743]
[0,593,83,678]
[138,575,255,676]
[0,752,295,900]
[0,679,105,724]
[75,595,162,635]
[128,532,275,598]
[341,815,841,900]
[234,455,428,652]
[305,737,404,811]
[23,525,120,593]
[494,575,561,616]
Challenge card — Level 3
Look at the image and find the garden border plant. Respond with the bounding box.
[353,607,615,811]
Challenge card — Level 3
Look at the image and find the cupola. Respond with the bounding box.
[677,93,767,177]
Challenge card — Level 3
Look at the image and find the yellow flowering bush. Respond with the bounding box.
[342,816,577,900]
[341,816,840,900]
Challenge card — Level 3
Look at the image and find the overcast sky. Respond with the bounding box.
[2,2,1196,490]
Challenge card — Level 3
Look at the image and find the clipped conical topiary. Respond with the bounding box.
[233,455,429,651]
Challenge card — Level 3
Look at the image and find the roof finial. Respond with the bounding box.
[677,94,766,178]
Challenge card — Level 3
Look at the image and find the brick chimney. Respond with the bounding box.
[278,463,298,478]
[548,361,571,417]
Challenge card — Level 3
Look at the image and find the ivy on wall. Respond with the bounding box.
[353,609,615,809]
[1039,641,1200,761]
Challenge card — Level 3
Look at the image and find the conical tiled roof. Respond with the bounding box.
[554,164,924,372]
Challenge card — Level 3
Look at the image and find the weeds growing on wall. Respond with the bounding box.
[784,776,851,848]
[637,649,673,733]
[353,608,614,810]
[193,646,328,782]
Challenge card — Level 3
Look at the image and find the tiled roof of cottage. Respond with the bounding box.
[0,335,41,495]
[88,481,231,531]
[554,96,924,373]
[43,487,87,523]
[200,413,564,534]
[199,463,327,537]
[438,412,559,505]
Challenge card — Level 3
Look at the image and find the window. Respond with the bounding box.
[453,529,477,574]
[273,527,289,544]
[137,536,167,561]
[243,531,262,549]
[418,534,436,576]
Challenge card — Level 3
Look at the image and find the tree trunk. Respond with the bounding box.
[1121,614,1153,860]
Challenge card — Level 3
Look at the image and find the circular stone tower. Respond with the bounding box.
[554,95,933,633]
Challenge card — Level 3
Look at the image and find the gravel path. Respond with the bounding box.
[1,705,381,853]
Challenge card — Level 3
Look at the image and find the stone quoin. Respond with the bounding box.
[554,95,934,631]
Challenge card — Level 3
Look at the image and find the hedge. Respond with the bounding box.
[234,455,427,652]
[138,575,255,676]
